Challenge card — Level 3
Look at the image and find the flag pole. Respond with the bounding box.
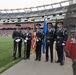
[43,15,47,59]
[31,18,36,59]
[33,18,36,32]
[43,15,45,59]
[33,18,36,59]
[54,18,58,62]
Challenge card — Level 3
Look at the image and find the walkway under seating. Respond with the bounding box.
[0,54,73,75]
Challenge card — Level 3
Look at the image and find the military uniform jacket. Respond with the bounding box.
[36,29,43,45]
[12,30,23,41]
[23,32,32,44]
[56,28,68,46]
[45,28,55,44]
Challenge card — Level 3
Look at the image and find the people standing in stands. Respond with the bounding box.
[12,23,23,60]
[45,22,55,63]
[23,27,32,59]
[35,23,43,61]
[55,22,68,66]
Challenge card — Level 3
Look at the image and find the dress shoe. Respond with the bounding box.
[19,55,21,58]
[14,57,16,60]
[27,57,30,59]
[51,60,53,63]
[38,58,41,61]
[35,58,38,61]
[45,59,48,62]
[60,62,64,66]
[55,60,61,63]
[24,57,27,60]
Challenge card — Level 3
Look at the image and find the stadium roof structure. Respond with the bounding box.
[0,0,73,18]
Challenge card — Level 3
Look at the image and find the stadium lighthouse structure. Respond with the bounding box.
[0,0,72,24]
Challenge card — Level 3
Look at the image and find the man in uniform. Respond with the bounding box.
[23,27,32,59]
[45,22,55,63]
[56,22,68,66]
[35,23,43,61]
[12,23,23,60]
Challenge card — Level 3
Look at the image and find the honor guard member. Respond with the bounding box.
[35,23,43,61]
[56,22,68,66]
[12,23,23,60]
[23,27,32,59]
[45,22,55,63]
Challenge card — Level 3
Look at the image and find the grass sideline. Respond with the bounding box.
[0,37,25,73]
[0,58,22,73]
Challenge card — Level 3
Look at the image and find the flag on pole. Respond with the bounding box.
[55,18,58,35]
[42,19,48,54]
[31,32,36,54]
[31,19,36,54]
[43,20,48,36]
[54,18,58,62]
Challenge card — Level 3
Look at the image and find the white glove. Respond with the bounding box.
[24,40,27,43]
[27,33,28,36]
[15,39,20,42]
[26,37,28,40]
[37,39,39,42]
[62,43,65,46]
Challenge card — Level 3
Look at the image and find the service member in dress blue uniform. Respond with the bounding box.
[56,22,68,66]
[35,23,43,61]
[12,24,23,60]
[45,22,55,63]
[23,27,32,59]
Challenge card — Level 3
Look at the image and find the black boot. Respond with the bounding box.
[38,58,41,61]
[35,58,38,61]
[55,60,61,63]
[60,61,64,66]
[45,59,48,62]
[51,60,53,63]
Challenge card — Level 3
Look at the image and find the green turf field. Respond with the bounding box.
[0,37,24,73]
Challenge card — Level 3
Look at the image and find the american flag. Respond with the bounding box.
[31,32,36,54]
[31,19,36,54]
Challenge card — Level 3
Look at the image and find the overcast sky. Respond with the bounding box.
[0,0,65,9]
